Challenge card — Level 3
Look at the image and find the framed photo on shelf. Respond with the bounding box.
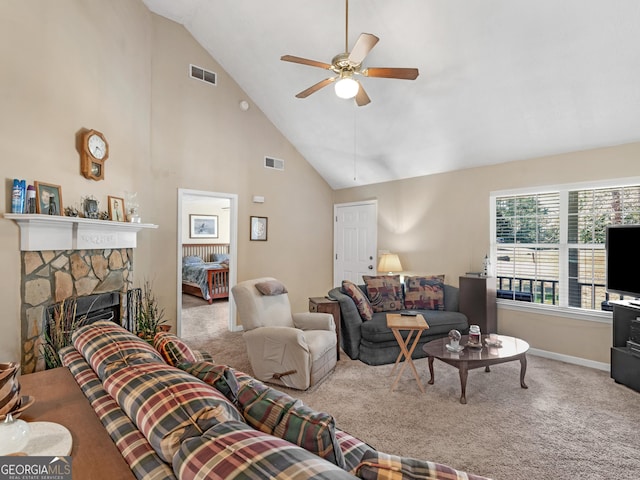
[34,181,63,215]
[83,196,99,219]
[108,196,126,222]
[190,214,219,238]
[250,216,268,241]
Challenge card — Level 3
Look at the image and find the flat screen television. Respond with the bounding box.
[606,224,640,300]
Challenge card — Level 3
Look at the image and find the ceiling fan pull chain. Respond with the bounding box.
[353,108,357,181]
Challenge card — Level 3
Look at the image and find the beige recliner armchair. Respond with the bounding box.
[231,277,337,390]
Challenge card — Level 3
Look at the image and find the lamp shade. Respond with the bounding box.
[378,253,403,274]
[334,77,359,99]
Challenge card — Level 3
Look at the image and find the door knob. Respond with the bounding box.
[368,265,373,269]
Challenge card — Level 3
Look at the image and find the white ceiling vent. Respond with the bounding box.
[190,64,217,86]
[264,156,285,171]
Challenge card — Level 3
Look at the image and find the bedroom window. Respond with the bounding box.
[491,179,640,313]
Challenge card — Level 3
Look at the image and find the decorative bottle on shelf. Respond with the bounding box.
[26,185,36,214]
[11,180,23,213]
[469,324,481,345]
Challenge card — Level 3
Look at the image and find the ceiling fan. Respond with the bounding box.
[281,0,419,106]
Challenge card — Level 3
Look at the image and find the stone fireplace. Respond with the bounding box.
[6,213,158,374]
[21,248,133,373]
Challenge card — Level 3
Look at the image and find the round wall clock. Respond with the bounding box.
[80,129,109,181]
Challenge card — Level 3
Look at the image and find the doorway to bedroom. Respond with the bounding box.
[177,189,239,342]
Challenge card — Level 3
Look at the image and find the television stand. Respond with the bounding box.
[611,301,640,393]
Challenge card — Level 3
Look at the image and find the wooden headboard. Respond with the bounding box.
[182,243,230,262]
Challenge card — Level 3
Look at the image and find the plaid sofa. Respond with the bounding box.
[59,321,491,480]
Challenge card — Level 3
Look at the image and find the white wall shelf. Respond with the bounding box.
[4,214,158,251]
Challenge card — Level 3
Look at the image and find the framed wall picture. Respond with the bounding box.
[190,214,219,238]
[34,181,63,215]
[108,196,126,222]
[250,216,268,241]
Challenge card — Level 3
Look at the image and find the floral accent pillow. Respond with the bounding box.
[342,280,374,321]
[362,275,404,312]
[404,275,445,311]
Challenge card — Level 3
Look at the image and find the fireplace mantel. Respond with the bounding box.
[4,213,158,251]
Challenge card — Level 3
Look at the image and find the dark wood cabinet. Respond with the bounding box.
[309,296,341,360]
[459,275,497,333]
[611,301,640,392]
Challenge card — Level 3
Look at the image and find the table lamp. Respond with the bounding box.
[378,253,403,275]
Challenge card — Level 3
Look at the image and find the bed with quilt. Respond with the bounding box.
[181,244,230,303]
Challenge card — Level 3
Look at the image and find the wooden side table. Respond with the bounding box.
[459,275,497,333]
[386,313,429,393]
[309,296,341,360]
[19,367,135,479]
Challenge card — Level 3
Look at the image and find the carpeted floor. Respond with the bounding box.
[180,297,640,480]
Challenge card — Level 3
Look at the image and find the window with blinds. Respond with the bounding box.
[567,186,640,309]
[492,182,640,312]
[495,193,560,304]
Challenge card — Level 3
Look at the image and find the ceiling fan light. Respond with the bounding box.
[334,77,359,99]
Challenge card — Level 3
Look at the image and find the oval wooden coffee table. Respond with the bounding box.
[423,334,529,404]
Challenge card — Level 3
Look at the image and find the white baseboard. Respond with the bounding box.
[528,347,610,372]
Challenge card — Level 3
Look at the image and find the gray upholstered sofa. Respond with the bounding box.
[328,283,469,365]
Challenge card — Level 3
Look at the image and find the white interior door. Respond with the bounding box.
[333,200,378,286]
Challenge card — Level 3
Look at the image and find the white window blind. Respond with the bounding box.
[492,181,640,312]
[495,193,560,304]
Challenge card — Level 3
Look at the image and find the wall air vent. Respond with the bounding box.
[264,156,285,171]
[189,64,217,86]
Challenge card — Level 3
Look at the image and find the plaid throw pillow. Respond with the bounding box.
[153,332,204,366]
[342,280,374,321]
[356,450,492,480]
[72,320,164,380]
[404,275,445,311]
[335,429,375,475]
[103,361,244,463]
[236,380,345,468]
[179,361,247,404]
[363,275,405,312]
[174,421,356,480]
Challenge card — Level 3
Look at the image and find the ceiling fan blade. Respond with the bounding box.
[348,33,379,65]
[355,83,371,106]
[295,77,336,98]
[281,55,332,70]
[364,67,419,80]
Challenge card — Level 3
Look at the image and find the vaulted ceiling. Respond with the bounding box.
[142,0,640,189]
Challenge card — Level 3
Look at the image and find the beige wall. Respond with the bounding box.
[334,142,640,364]
[0,1,334,363]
